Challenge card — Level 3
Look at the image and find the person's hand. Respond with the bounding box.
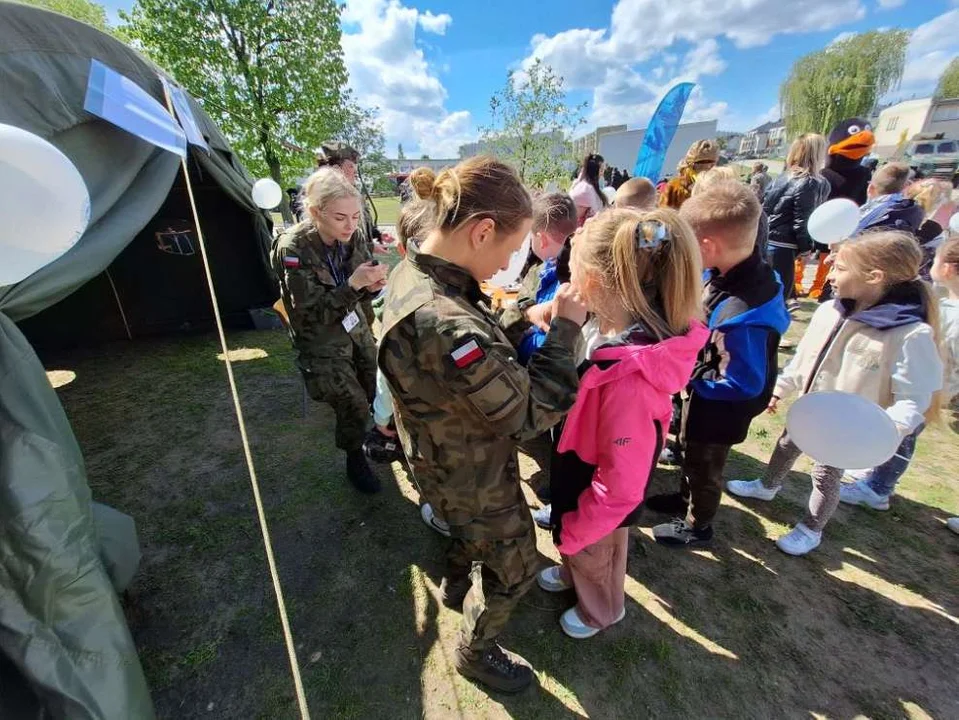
[525,302,553,332]
[372,243,392,255]
[368,278,388,293]
[767,396,780,415]
[553,283,588,327]
[349,262,388,291]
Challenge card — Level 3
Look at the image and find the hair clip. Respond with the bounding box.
[635,220,668,250]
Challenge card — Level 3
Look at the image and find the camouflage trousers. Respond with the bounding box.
[447,517,539,657]
[302,343,377,452]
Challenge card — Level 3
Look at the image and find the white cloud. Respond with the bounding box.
[521,0,865,137]
[877,0,906,8]
[418,10,452,35]
[829,31,858,46]
[341,0,472,156]
[891,10,959,100]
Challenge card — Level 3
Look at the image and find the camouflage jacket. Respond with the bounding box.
[272,221,375,370]
[378,242,581,540]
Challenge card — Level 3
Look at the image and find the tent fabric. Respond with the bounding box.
[0,3,274,717]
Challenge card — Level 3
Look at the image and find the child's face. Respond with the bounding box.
[532,230,565,262]
[828,249,877,300]
[931,251,954,285]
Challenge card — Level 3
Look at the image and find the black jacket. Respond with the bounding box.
[763,173,830,253]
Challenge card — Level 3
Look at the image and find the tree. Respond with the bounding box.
[339,103,393,197]
[780,30,910,138]
[397,143,406,160]
[121,0,349,221]
[480,59,587,188]
[420,154,430,160]
[935,58,959,100]
[16,0,109,31]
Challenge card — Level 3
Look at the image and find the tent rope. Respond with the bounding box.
[162,87,311,720]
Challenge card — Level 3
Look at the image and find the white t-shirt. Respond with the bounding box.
[569,179,604,223]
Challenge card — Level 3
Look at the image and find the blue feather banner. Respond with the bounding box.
[633,82,695,182]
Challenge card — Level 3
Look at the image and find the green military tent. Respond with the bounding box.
[0,3,278,717]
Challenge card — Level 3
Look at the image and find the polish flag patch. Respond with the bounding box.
[450,339,485,369]
[283,255,300,268]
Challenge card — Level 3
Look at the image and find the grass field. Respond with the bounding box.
[44,297,959,719]
[372,195,401,226]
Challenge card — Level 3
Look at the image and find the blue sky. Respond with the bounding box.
[104,0,959,157]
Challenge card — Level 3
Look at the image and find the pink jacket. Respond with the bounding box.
[556,321,709,556]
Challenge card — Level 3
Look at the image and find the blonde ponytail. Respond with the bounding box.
[577,207,703,340]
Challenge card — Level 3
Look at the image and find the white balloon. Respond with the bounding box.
[252,178,283,209]
[786,391,901,470]
[807,198,860,246]
[0,124,90,287]
[949,212,959,234]
[487,233,532,288]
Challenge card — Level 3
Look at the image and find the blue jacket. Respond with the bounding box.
[684,247,792,445]
[517,259,560,365]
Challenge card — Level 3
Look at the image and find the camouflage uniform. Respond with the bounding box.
[272,221,377,451]
[378,242,581,658]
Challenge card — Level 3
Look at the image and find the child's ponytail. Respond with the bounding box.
[579,208,703,341]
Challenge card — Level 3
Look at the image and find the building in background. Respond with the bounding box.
[572,125,627,160]
[594,119,719,179]
[739,120,786,156]
[388,157,458,174]
[874,97,959,157]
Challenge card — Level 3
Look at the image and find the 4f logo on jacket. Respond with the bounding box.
[613,437,632,447]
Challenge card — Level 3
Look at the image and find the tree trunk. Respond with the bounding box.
[262,135,293,224]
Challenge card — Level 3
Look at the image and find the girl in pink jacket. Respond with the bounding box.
[536,208,709,639]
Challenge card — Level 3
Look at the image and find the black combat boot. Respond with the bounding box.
[454,644,534,693]
[346,450,381,493]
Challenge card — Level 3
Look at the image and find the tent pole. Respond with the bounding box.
[105,268,132,340]
[161,84,311,720]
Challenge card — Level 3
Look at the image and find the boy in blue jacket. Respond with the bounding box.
[647,181,791,546]
[499,192,578,364]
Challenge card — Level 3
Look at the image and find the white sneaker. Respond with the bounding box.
[536,566,571,593]
[726,479,779,501]
[839,480,890,511]
[420,503,450,537]
[560,606,625,639]
[947,517,959,535]
[776,523,822,556]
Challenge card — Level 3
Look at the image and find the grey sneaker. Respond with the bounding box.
[653,518,714,547]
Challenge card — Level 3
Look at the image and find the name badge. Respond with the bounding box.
[342,310,360,333]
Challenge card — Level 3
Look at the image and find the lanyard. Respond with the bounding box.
[323,242,346,287]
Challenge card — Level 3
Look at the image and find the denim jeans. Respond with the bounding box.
[863,425,925,497]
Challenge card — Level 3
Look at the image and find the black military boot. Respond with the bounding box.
[454,644,534,693]
[346,450,381,493]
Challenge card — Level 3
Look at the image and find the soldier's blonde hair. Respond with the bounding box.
[408,167,436,200]
[837,231,942,423]
[428,156,532,235]
[300,167,365,238]
[576,208,704,340]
